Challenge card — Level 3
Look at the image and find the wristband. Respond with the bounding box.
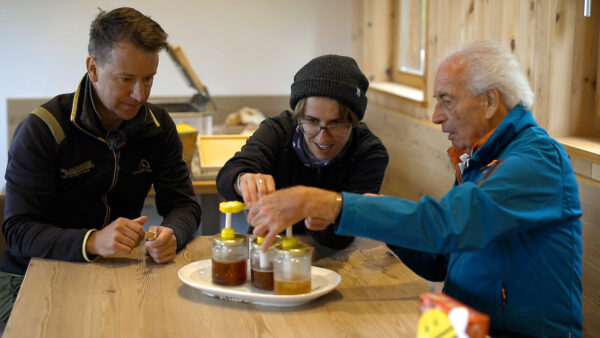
[333,193,343,214]
[82,229,98,262]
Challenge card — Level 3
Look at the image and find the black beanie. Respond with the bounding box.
[290,54,369,120]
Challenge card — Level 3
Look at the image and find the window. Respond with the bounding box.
[393,0,427,90]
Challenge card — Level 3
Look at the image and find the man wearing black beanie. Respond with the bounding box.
[217,54,388,249]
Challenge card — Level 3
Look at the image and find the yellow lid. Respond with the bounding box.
[213,231,247,246]
[281,237,297,250]
[275,239,312,255]
[220,227,235,240]
[251,235,281,250]
[219,201,246,214]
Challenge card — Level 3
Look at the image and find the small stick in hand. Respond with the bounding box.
[145,231,156,241]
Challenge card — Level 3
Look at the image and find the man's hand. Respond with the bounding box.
[248,186,340,250]
[145,225,177,263]
[304,217,331,231]
[237,173,276,207]
[86,216,147,256]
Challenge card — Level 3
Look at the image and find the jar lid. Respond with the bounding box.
[219,201,246,214]
[275,239,312,255]
[251,235,281,249]
[213,231,247,246]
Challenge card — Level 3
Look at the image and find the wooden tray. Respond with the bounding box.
[197,135,249,175]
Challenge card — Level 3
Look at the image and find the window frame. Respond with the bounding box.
[391,0,428,91]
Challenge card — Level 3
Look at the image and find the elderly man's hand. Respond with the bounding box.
[248,186,341,250]
[145,225,177,263]
[304,217,331,231]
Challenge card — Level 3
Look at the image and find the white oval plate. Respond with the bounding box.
[178,259,342,307]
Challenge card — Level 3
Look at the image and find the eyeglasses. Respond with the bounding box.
[299,118,351,137]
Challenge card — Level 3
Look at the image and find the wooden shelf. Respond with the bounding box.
[557,136,600,165]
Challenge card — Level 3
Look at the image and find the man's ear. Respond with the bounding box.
[482,88,501,119]
[86,56,98,82]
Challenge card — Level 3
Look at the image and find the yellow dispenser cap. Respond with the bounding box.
[220,227,235,240]
[256,237,265,244]
[219,201,246,214]
[281,237,297,250]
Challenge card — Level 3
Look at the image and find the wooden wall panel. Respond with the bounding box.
[547,0,576,136]
[578,177,600,336]
[363,104,453,201]
[515,0,536,98]
[572,0,600,136]
[352,0,392,82]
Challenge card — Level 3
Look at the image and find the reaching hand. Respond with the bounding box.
[144,225,177,263]
[86,216,147,256]
[304,217,332,231]
[237,173,276,207]
[248,186,340,250]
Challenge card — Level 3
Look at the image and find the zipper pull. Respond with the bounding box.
[501,284,507,307]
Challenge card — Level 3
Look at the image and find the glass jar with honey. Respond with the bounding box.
[212,228,248,286]
[273,237,313,295]
[250,236,280,291]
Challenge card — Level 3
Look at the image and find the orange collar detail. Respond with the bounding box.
[446,128,497,184]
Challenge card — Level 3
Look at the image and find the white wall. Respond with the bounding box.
[0,0,353,191]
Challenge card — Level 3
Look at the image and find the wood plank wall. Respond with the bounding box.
[354,0,600,335]
[356,0,599,137]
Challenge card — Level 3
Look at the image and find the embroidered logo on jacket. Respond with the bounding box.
[133,159,152,175]
[60,161,94,178]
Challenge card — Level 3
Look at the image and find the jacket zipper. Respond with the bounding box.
[102,151,120,227]
[501,282,508,307]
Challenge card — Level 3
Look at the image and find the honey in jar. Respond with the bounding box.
[212,259,247,286]
[251,269,274,291]
[273,237,313,295]
[212,228,248,286]
[274,276,312,295]
[250,236,280,291]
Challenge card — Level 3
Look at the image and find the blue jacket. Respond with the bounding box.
[337,105,582,336]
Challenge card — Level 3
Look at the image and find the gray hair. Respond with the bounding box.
[438,40,534,109]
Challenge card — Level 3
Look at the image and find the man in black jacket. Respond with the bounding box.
[217,55,388,249]
[0,7,201,323]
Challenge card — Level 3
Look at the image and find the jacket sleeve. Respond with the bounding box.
[216,116,285,201]
[336,139,576,253]
[3,115,91,265]
[152,113,201,250]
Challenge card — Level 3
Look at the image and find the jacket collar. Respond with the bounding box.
[70,74,161,141]
[470,104,537,165]
[447,104,537,182]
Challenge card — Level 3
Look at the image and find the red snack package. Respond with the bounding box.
[419,292,489,338]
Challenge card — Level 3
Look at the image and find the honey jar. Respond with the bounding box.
[212,228,248,286]
[250,236,280,291]
[273,238,313,295]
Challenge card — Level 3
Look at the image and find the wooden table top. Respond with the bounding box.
[4,236,429,337]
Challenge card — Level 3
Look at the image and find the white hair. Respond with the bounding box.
[438,40,534,109]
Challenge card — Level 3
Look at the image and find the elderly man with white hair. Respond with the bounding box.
[248,40,582,336]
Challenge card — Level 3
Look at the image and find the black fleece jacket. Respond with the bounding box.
[1,75,201,275]
[217,110,388,249]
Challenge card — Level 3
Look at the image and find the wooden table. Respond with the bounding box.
[4,236,429,337]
